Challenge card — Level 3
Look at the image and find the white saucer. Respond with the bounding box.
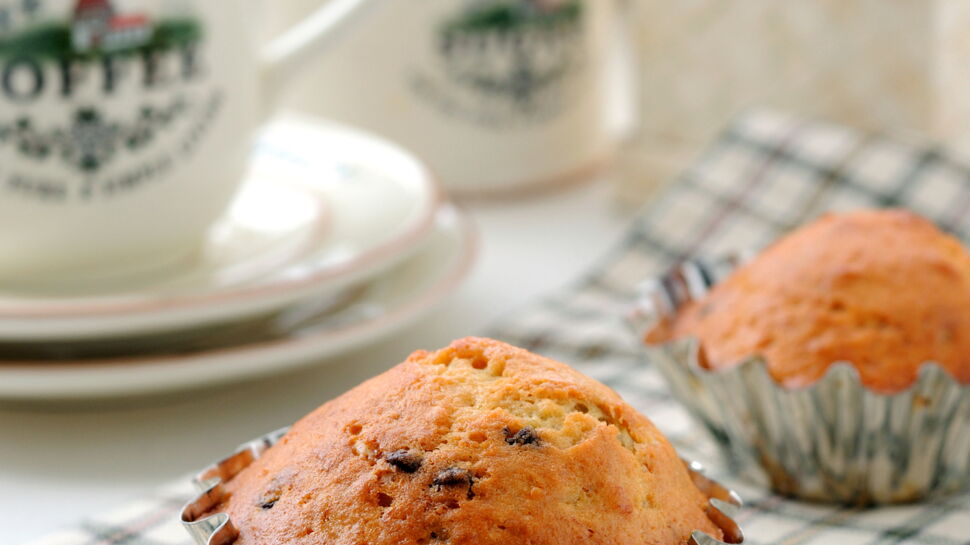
[0,206,475,403]
[0,114,441,341]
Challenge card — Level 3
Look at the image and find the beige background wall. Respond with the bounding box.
[616,1,970,199]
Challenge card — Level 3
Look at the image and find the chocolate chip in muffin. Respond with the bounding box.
[433,467,475,499]
[504,426,541,446]
[385,449,423,473]
[433,467,471,486]
[257,491,280,510]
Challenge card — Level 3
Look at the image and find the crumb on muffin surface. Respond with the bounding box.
[660,209,970,392]
[210,337,723,545]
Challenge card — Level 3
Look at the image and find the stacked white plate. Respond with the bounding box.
[0,115,476,404]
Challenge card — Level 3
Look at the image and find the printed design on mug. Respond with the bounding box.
[412,0,585,128]
[0,0,221,203]
[0,99,186,172]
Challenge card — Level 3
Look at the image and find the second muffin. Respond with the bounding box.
[660,209,970,392]
[640,209,970,504]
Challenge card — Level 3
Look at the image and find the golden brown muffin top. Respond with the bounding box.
[211,337,723,545]
[660,209,970,392]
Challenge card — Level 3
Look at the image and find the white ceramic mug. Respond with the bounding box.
[265,0,631,196]
[0,0,378,286]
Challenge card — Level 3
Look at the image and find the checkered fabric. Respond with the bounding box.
[29,109,970,545]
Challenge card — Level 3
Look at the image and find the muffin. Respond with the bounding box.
[182,337,740,545]
[638,209,970,504]
[659,209,970,392]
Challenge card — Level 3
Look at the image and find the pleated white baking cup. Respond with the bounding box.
[632,257,970,505]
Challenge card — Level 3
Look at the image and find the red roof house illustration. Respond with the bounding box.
[72,0,152,53]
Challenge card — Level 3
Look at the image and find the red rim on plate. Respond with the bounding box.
[0,205,477,401]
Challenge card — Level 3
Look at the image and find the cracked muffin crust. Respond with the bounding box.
[209,337,724,544]
[655,209,970,392]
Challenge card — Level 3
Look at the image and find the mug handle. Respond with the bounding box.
[606,0,641,144]
[257,0,385,119]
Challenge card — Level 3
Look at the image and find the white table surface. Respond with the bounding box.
[0,181,635,545]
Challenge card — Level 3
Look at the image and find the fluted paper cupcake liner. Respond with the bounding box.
[180,427,744,545]
[632,258,970,505]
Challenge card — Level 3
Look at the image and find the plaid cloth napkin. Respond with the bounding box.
[30,109,970,545]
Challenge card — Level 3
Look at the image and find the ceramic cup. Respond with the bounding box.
[264,0,633,196]
[0,0,378,287]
